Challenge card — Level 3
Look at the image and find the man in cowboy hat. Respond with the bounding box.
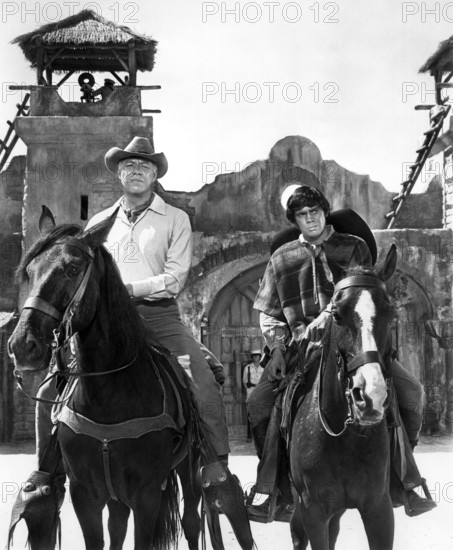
[246,184,436,522]
[22,137,251,548]
[84,136,252,539]
[87,136,229,452]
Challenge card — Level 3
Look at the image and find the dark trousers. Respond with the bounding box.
[247,358,423,445]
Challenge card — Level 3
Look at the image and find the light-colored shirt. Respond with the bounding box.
[243,362,264,398]
[85,194,192,300]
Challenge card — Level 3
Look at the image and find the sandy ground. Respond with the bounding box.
[1,435,452,549]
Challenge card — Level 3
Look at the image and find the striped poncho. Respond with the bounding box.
[254,231,372,336]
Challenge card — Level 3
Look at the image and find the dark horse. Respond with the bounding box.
[7,212,252,550]
[288,245,397,550]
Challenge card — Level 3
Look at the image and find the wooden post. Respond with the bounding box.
[46,67,52,86]
[128,42,137,86]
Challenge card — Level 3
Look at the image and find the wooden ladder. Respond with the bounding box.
[386,101,451,229]
[0,93,30,172]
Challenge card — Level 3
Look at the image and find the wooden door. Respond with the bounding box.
[203,263,267,439]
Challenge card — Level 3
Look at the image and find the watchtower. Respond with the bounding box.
[8,9,161,249]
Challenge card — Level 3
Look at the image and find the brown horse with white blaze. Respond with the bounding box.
[289,245,397,550]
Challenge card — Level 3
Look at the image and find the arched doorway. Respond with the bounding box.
[387,270,442,431]
[203,263,267,439]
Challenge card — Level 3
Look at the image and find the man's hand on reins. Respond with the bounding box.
[267,347,287,381]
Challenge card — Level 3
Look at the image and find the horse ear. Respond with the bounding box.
[39,205,56,234]
[377,244,397,282]
[81,207,118,248]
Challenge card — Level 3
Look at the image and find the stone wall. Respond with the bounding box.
[0,156,24,311]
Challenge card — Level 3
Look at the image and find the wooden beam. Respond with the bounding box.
[128,42,137,86]
[111,49,129,71]
[9,85,58,90]
[110,71,125,86]
[35,37,44,85]
[137,85,161,90]
[42,47,66,71]
[444,71,453,84]
[55,70,74,88]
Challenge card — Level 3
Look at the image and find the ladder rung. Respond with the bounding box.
[401,180,411,188]
[392,193,406,202]
[424,124,441,136]
[385,211,396,219]
[416,146,428,154]
[6,120,13,126]
[431,111,447,122]
[409,162,421,171]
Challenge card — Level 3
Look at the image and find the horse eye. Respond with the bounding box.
[68,266,82,278]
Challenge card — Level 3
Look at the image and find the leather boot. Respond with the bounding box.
[8,470,66,550]
[250,418,269,460]
[245,418,270,507]
[201,459,254,550]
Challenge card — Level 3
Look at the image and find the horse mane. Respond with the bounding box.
[95,245,147,359]
[16,224,83,283]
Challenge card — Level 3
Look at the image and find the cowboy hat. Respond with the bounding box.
[250,348,262,356]
[105,136,168,177]
[270,208,377,265]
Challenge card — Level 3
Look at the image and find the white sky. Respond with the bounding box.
[0,0,452,192]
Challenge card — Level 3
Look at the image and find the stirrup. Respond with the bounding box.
[403,479,437,517]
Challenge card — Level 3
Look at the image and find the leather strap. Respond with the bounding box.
[334,275,386,294]
[58,405,179,442]
[346,350,384,374]
[23,297,63,322]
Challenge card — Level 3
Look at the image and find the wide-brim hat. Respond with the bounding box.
[250,349,262,356]
[105,136,168,178]
[104,78,115,85]
[270,208,377,265]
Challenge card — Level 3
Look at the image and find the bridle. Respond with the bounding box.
[318,274,392,437]
[12,238,136,403]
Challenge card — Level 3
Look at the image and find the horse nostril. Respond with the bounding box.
[25,334,42,360]
[7,337,14,358]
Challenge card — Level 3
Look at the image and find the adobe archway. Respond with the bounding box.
[203,262,267,439]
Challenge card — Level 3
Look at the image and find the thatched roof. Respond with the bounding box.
[12,9,157,72]
[420,36,453,75]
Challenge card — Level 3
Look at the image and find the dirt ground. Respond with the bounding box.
[1,435,452,549]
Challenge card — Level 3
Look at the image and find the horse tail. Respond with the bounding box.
[152,470,181,550]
